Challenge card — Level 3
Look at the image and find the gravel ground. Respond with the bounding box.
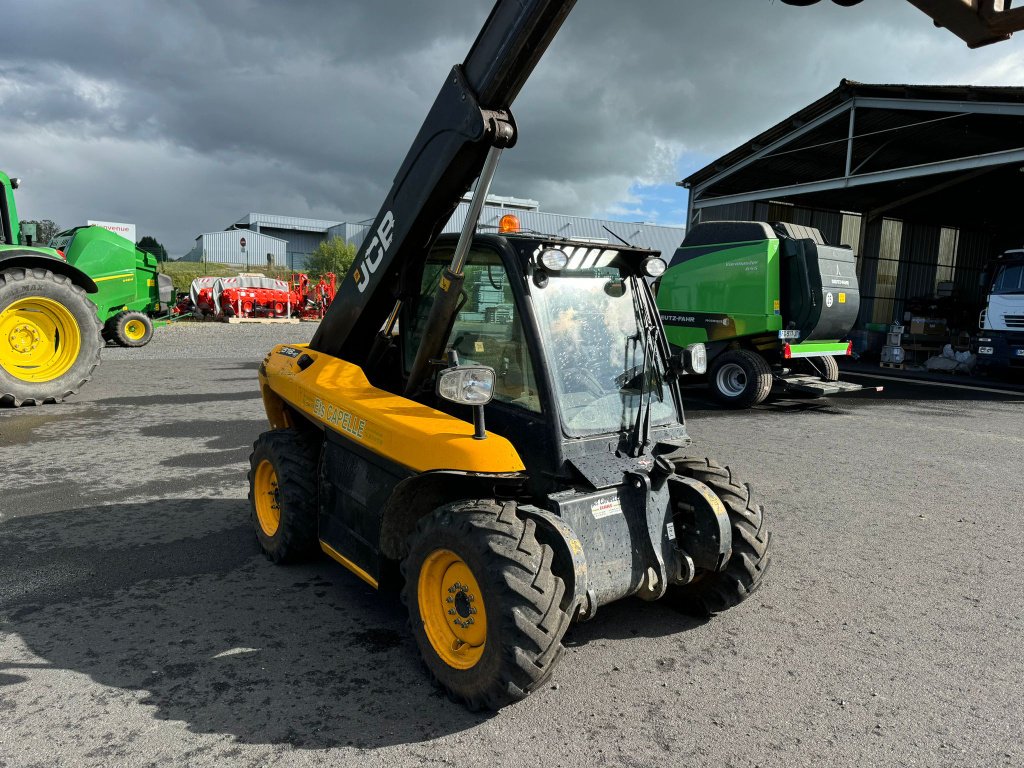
[101,321,318,360]
[2,324,1023,768]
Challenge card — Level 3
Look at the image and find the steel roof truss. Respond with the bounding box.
[692,146,1024,211]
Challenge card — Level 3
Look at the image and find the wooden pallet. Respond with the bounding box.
[880,361,904,370]
[226,317,301,325]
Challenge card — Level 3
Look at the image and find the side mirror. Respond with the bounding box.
[685,343,708,375]
[669,343,707,377]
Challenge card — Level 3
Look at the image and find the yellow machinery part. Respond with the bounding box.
[0,296,82,383]
[252,459,281,537]
[417,548,487,669]
[259,345,525,474]
[123,318,147,341]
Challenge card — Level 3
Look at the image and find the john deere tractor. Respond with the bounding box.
[0,171,102,406]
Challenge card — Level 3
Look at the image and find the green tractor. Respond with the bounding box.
[51,226,173,347]
[0,171,103,406]
[657,221,875,407]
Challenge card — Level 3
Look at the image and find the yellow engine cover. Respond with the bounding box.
[258,344,525,474]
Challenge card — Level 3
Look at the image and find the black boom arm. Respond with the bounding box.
[309,0,577,363]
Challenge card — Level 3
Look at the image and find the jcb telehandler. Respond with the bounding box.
[0,171,103,406]
[249,0,769,710]
[250,0,1012,709]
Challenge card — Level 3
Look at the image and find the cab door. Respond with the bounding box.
[403,242,557,489]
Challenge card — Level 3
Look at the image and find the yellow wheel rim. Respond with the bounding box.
[0,296,82,383]
[253,459,281,537]
[417,548,487,669]
[124,319,147,341]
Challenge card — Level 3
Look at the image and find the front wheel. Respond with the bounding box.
[708,349,773,408]
[668,457,772,616]
[0,267,103,406]
[403,500,571,710]
[108,311,153,347]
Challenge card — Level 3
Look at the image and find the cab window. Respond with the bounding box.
[405,247,540,412]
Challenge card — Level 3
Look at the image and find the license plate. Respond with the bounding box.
[978,346,994,355]
[778,330,800,339]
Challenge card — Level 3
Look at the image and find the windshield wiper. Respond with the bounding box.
[626,278,656,457]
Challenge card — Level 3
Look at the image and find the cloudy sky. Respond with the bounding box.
[2,1,1022,256]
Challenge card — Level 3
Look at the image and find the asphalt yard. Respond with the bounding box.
[1,323,1022,768]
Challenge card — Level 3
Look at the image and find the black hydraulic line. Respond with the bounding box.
[309,0,577,364]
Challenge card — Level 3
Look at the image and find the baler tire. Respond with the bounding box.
[708,349,773,408]
[800,355,839,382]
[110,311,153,347]
[402,499,571,710]
[667,457,772,617]
[247,429,320,564]
[0,267,102,407]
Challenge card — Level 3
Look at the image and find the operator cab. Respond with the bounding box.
[387,232,692,492]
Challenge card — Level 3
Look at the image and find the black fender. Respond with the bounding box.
[377,470,529,560]
[518,504,592,621]
[0,250,98,293]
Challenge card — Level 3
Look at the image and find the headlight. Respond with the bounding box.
[537,248,569,271]
[437,366,495,405]
[642,257,667,278]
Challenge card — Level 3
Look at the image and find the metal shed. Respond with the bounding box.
[682,80,1024,330]
[181,229,288,270]
[235,213,342,269]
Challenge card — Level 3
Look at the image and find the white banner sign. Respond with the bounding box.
[87,220,136,245]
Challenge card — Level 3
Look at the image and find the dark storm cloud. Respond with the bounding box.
[1,1,1019,252]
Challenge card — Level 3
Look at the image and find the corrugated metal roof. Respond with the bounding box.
[330,202,685,259]
[233,212,342,233]
[684,80,1024,191]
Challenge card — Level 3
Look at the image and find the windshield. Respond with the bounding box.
[992,263,1024,295]
[532,267,677,438]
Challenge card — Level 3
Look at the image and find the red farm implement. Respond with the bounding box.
[174,272,336,320]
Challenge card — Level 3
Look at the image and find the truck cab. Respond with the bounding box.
[977,250,1024,372]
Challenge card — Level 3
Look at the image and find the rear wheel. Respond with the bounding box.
[403,499,571,710]
[109,311,153,347]
[668,457,772,616]
[0,267,102,406]
[248,429,320,563]
[708,349,773,407]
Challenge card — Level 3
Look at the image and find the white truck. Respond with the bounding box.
[976,250,1024,374]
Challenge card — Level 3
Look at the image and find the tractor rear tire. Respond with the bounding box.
[248,429,320,563]
[109,311,153,347]
[668,457,772,617]
[708,349,773,408]
[403,499,571,710]
[0,267,102,407]
[799,354,839,382]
